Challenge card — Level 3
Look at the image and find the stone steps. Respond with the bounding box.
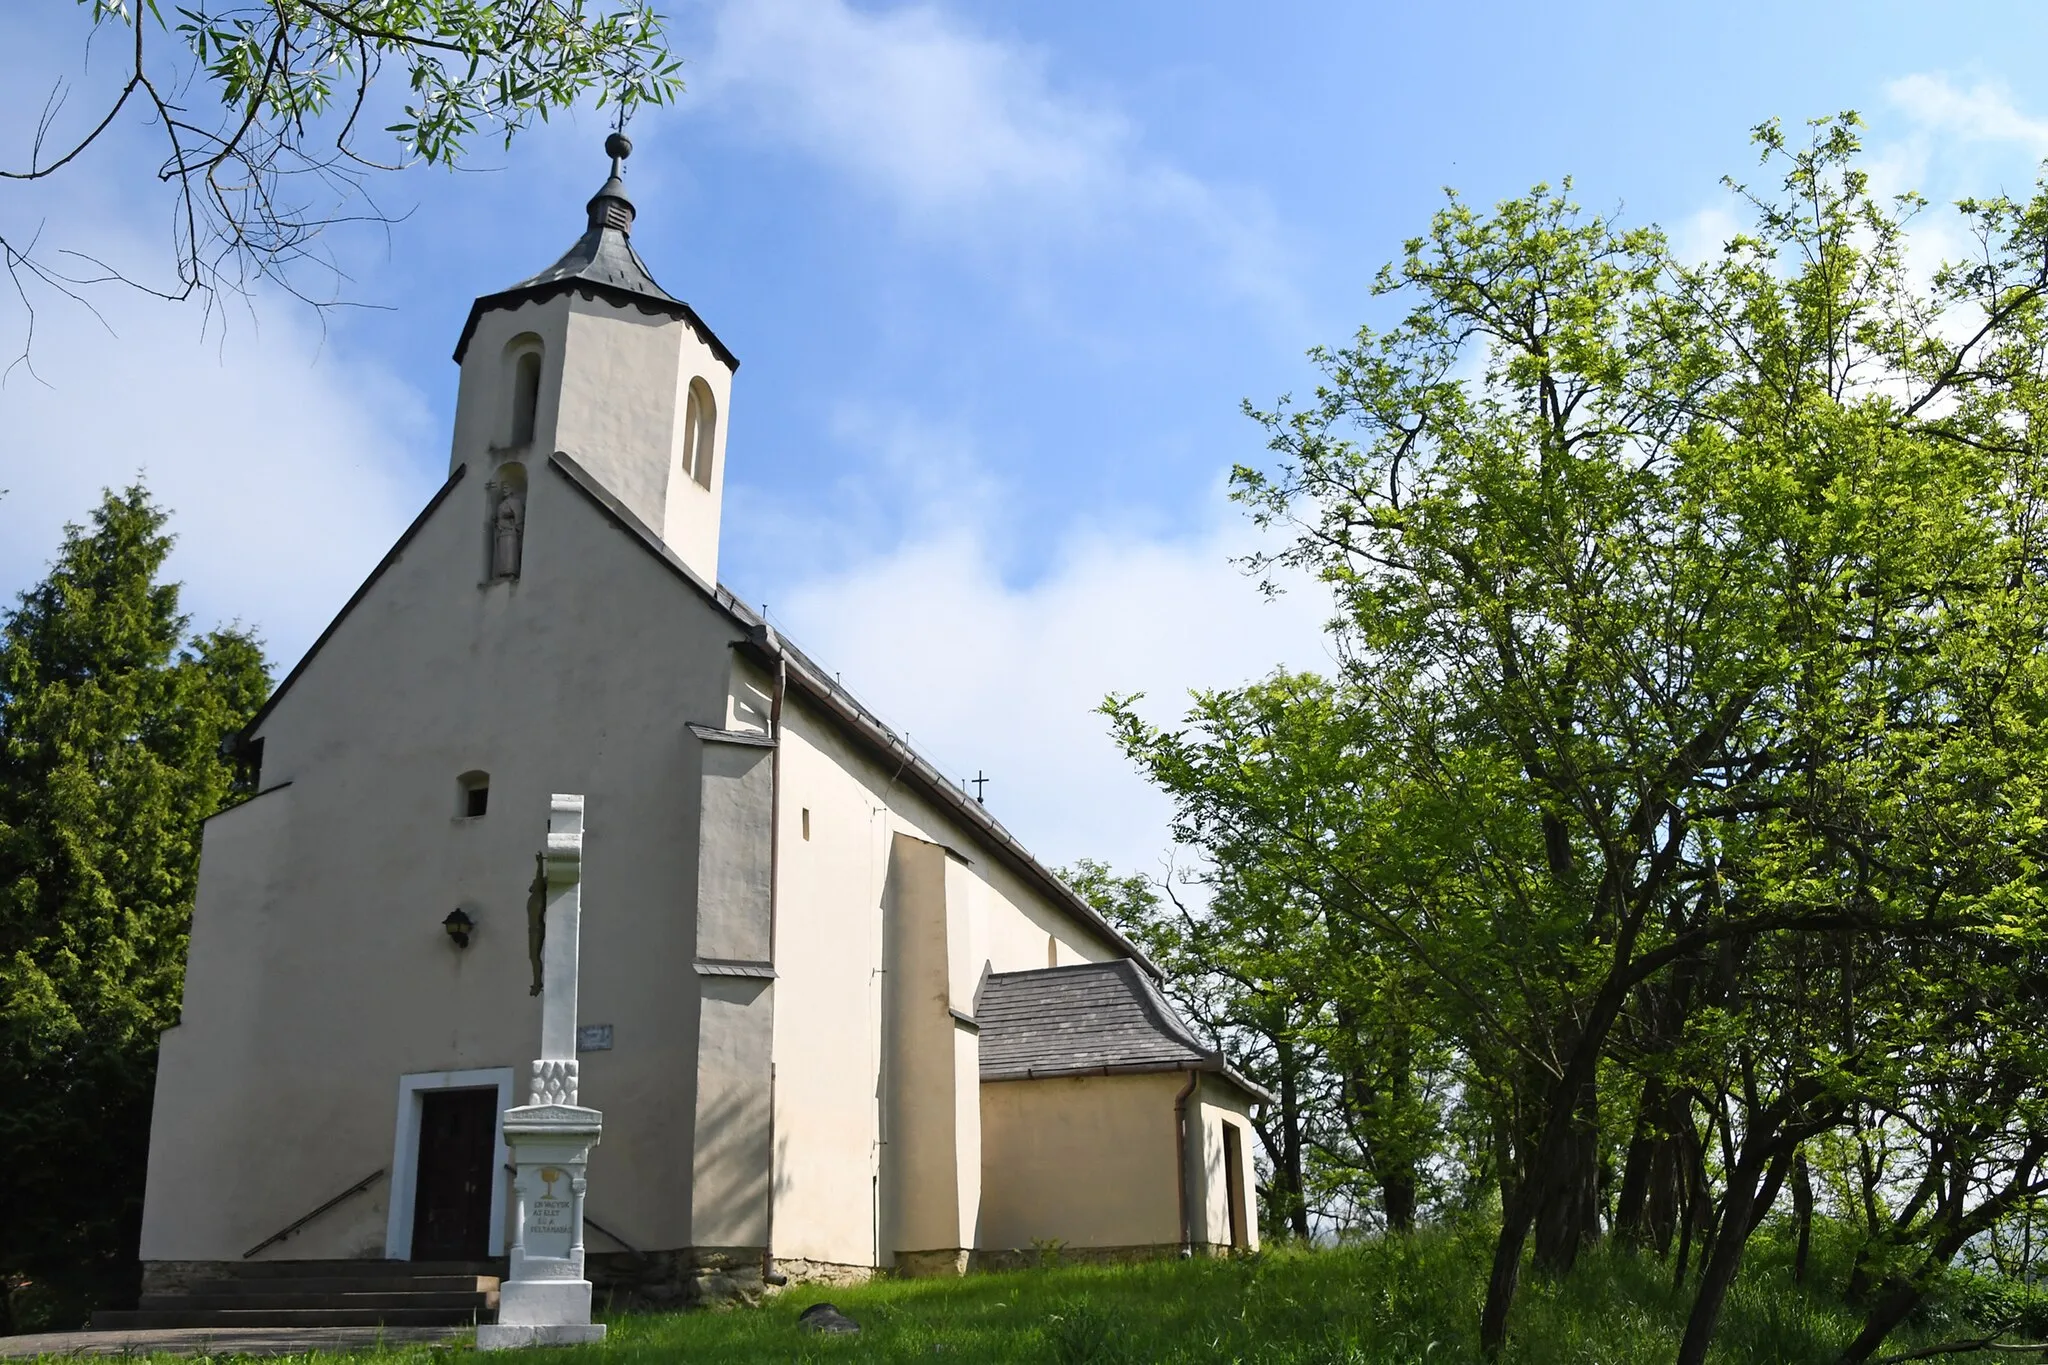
[90,1263,502,1332]
[182,1260,499,1279]
[140,1277,497,1302]
[92,1308,486,1330]
[139,1290,498,1312]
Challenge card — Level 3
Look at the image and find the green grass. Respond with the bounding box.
[26,1231,2036,1364]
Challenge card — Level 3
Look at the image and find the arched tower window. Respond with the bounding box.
[506,337,543,448]
[487,463,528,581]
[683,378,717,489]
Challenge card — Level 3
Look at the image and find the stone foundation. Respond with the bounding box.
[143,1244,1222,1308]
[586,1246,766,1310]
[893,1248,972,1278]
[767,1257,878,1288]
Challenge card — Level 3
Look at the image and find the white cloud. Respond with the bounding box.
[693,0,1301,327]
[0,278,436,674]
[771,493,1333,880]
[699,0,1124,217]
[1886,74,2048,156]
[1669,205,1744,268]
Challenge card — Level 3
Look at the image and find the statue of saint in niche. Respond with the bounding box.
[492,483,525,579]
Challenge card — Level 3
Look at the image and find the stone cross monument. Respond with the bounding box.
[477,794,606,1350]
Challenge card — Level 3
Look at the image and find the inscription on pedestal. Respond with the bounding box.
[522,1167,575,1258]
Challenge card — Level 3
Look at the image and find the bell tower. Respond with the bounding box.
[449,134,738,586]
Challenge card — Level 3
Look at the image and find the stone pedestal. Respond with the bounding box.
[477,1101,605,1349]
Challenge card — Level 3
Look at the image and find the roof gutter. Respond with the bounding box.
[980,1055,1275,1106]
[1175,1069,1199,1258]
[762,652,788,1290]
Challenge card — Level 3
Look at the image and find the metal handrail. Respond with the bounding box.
[583,1214,643,1258]
[242,1169,386,1259]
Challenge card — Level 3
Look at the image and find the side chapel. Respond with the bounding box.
[131,137,1265,1311]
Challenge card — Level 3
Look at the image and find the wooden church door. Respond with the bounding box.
[411,1088,498,1261]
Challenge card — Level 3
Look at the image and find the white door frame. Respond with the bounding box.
[384,1067,516,1259]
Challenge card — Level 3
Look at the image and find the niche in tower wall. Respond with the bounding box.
[486,470,527,580]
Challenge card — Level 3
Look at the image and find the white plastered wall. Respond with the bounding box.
[452,294,731,587]
[976,1072,1185,1252]
[139,454,737,1264]
[1191,1077,1261,1252]
[765,688,1124,1269]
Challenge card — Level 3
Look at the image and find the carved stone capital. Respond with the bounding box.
[531,1057,579,1107]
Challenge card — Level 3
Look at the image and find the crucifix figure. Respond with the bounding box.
[524,851,546,996]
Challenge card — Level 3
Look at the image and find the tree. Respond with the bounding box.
[1097,673,1464,1239]
[1111,114,2048,1362]
[3,1,683,359]
[0,485,270,1332]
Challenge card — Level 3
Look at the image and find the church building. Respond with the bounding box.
[130,138,1264,1316]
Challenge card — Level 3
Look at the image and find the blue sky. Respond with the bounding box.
[7,0,2048,876]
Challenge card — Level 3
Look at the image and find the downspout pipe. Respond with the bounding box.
[1174,1069,1199,1258]
[762,648,789,1289]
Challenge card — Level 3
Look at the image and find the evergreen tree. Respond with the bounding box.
[0,485,269,1331]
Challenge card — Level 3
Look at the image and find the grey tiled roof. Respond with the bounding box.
[508,212,675,303]
[451,149,735,369]
[976,960,1272,1103]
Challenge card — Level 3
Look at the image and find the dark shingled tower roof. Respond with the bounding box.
[510,131,675,303]
[452,133,736,369]
[975,959,1272,1102]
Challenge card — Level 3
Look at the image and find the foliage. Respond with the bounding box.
[0,485,270,1331]
[1097,114,2048,1364]
[3,1,682,355]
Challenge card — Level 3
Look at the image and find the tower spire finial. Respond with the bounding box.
[587,133,636,233]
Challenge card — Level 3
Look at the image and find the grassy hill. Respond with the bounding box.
[578,1231,2015,1365]
[35,1230,2038,1363]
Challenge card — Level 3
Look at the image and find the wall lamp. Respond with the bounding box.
[443,907,476,949]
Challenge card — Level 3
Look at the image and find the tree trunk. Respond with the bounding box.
[1674,1133,1789,1365]
[1532,1075,1602,1273]
[1480,1178,1540,1358]
[1483,1062,1600,1354]
[1383,1167,1418,1233]
[1333,1001,1420,1235]
[1276,1036,1309,1241]
[1833,1151,2048,1363]
[1792,1152,1813,1285]
[1615,1080,1688,1255]
[1830,1280,1926,1364]
[1671,1111,1711,1290]
[1380,1029,1418,1233]
[1612,1084,1658,1246]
